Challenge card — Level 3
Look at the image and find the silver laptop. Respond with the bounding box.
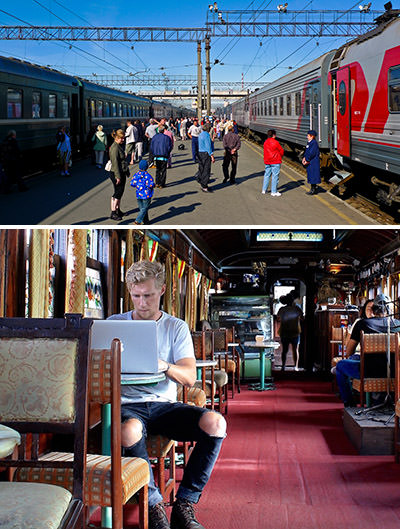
[90,320,159,378]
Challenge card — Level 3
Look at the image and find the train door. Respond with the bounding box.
[70,93,79,149]
[336,67,351,158]
[310,81,321,137]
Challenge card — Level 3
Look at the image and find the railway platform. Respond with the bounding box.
[0,138,379,225]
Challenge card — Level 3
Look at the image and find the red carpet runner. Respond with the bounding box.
[91,378,400,528]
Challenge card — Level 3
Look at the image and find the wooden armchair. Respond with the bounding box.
[0,317,150,529]
[352,331,398,407]
[225,326,242,394]
[331,326,348,367]
[204,330,228,414]
[0,316,90,529]
[212,328,238,398]
[191,330,216,410]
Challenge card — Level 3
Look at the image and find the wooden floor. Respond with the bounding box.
[91,376,400,528]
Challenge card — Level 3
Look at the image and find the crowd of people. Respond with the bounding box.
[0,115,322,219]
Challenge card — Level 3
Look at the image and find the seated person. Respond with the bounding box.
[108,260,226,529]
[336,294,400,407]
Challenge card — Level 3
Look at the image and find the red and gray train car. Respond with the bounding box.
[232,15,400,205]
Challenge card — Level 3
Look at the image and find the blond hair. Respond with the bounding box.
[112,129,124,140]
[126,260,165,290]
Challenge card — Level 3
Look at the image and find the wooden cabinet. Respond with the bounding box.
[314,308,358,371]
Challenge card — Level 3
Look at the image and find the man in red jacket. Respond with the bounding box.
[262,129,284,196]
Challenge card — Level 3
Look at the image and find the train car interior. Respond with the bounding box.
[2,227,400,529]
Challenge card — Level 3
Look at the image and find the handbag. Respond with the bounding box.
[105,160,112,171]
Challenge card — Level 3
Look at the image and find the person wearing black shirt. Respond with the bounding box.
[336,295,400,406]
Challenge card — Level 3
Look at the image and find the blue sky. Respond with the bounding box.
[0,0,387,94]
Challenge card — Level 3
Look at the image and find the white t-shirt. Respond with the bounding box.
[145,124,158,139]
[188,125,202,138]
[107,310,194,403]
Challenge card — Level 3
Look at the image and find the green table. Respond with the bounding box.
[243,340,280,391]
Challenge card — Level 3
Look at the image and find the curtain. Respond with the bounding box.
[199,277,212,322]
[65,229,86,315]
[28,229,50,318]
[140,233,149,260]
[164,252,173,315]
[185,267,197,331]
[123,230,134,312]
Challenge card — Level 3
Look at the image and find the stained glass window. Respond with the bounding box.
[84,267,104,319]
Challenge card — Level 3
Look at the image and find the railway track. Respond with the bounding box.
[244,136,396,225]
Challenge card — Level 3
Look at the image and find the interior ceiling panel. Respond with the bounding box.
[184,229,400,270]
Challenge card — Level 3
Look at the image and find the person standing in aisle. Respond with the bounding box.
[262,129,284,197]
[302,129,321,195]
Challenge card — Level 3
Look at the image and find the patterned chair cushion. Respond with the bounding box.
[0,338,78,422]
[217,358,236,373]
[352,378,395,392]
[146,435,175,458]
[89,349,112,404]
[193,380,217,398]
[205,369,228,387]
[14,452,149,507]
[177,386,207,408]
[0,482,72,529]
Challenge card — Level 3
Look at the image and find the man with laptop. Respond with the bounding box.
[106,260,226,529]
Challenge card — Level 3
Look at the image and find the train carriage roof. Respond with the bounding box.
[78,79,151,103]
[0,55,78,87]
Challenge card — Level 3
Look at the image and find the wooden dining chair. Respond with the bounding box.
[204,330,228,414]
[191,330,215,410]
[212,328,238,398]
[0,317,91,529]
[15,340,150,529]
[225,326,242,394]
[352,331,398,407]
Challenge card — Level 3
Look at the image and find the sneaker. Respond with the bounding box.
[149,502,170,529]
[170,499,205,529]
[261,190,266,194]
[271,192,281,197]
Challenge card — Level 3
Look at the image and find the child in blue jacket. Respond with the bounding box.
[130,159,155,224]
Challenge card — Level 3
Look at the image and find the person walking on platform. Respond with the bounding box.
[188,118,202,163]
[134,119,144,162]
[125,119,138,165]
[195,124,214,192]
[92,124,107,169]
[150,125,172,188]
[145,119,159,168]
[56,126,72,177]
[222,125,241,184]
[130,159,155,225]
[302,129,321,195]
[262,129,284,196]
[163,126,175,169]
[108,129,129,221]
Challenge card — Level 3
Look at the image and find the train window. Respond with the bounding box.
[7,88,22,118]
[61,95,69,118]
[97,100,103,118]
[32,91,41,118]
[268,100,272,115]
[49,94,57,118]
[104,102,110,117]
[273,98,277,116]
[123,104,127,116]
[389,66,400,113]
[118,103,122,116]
[90,99,96,117]
[263,101,266,116]
[286,94,291,116]
[279,97,284,116]
[338,81,346,116]
[295,92,301,115]
[112,102,117,117]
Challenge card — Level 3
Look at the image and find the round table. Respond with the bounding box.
[243,340,280,391]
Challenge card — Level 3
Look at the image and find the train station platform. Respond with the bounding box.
[0,138,377,225]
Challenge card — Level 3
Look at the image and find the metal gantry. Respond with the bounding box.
[84,75,267,88]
